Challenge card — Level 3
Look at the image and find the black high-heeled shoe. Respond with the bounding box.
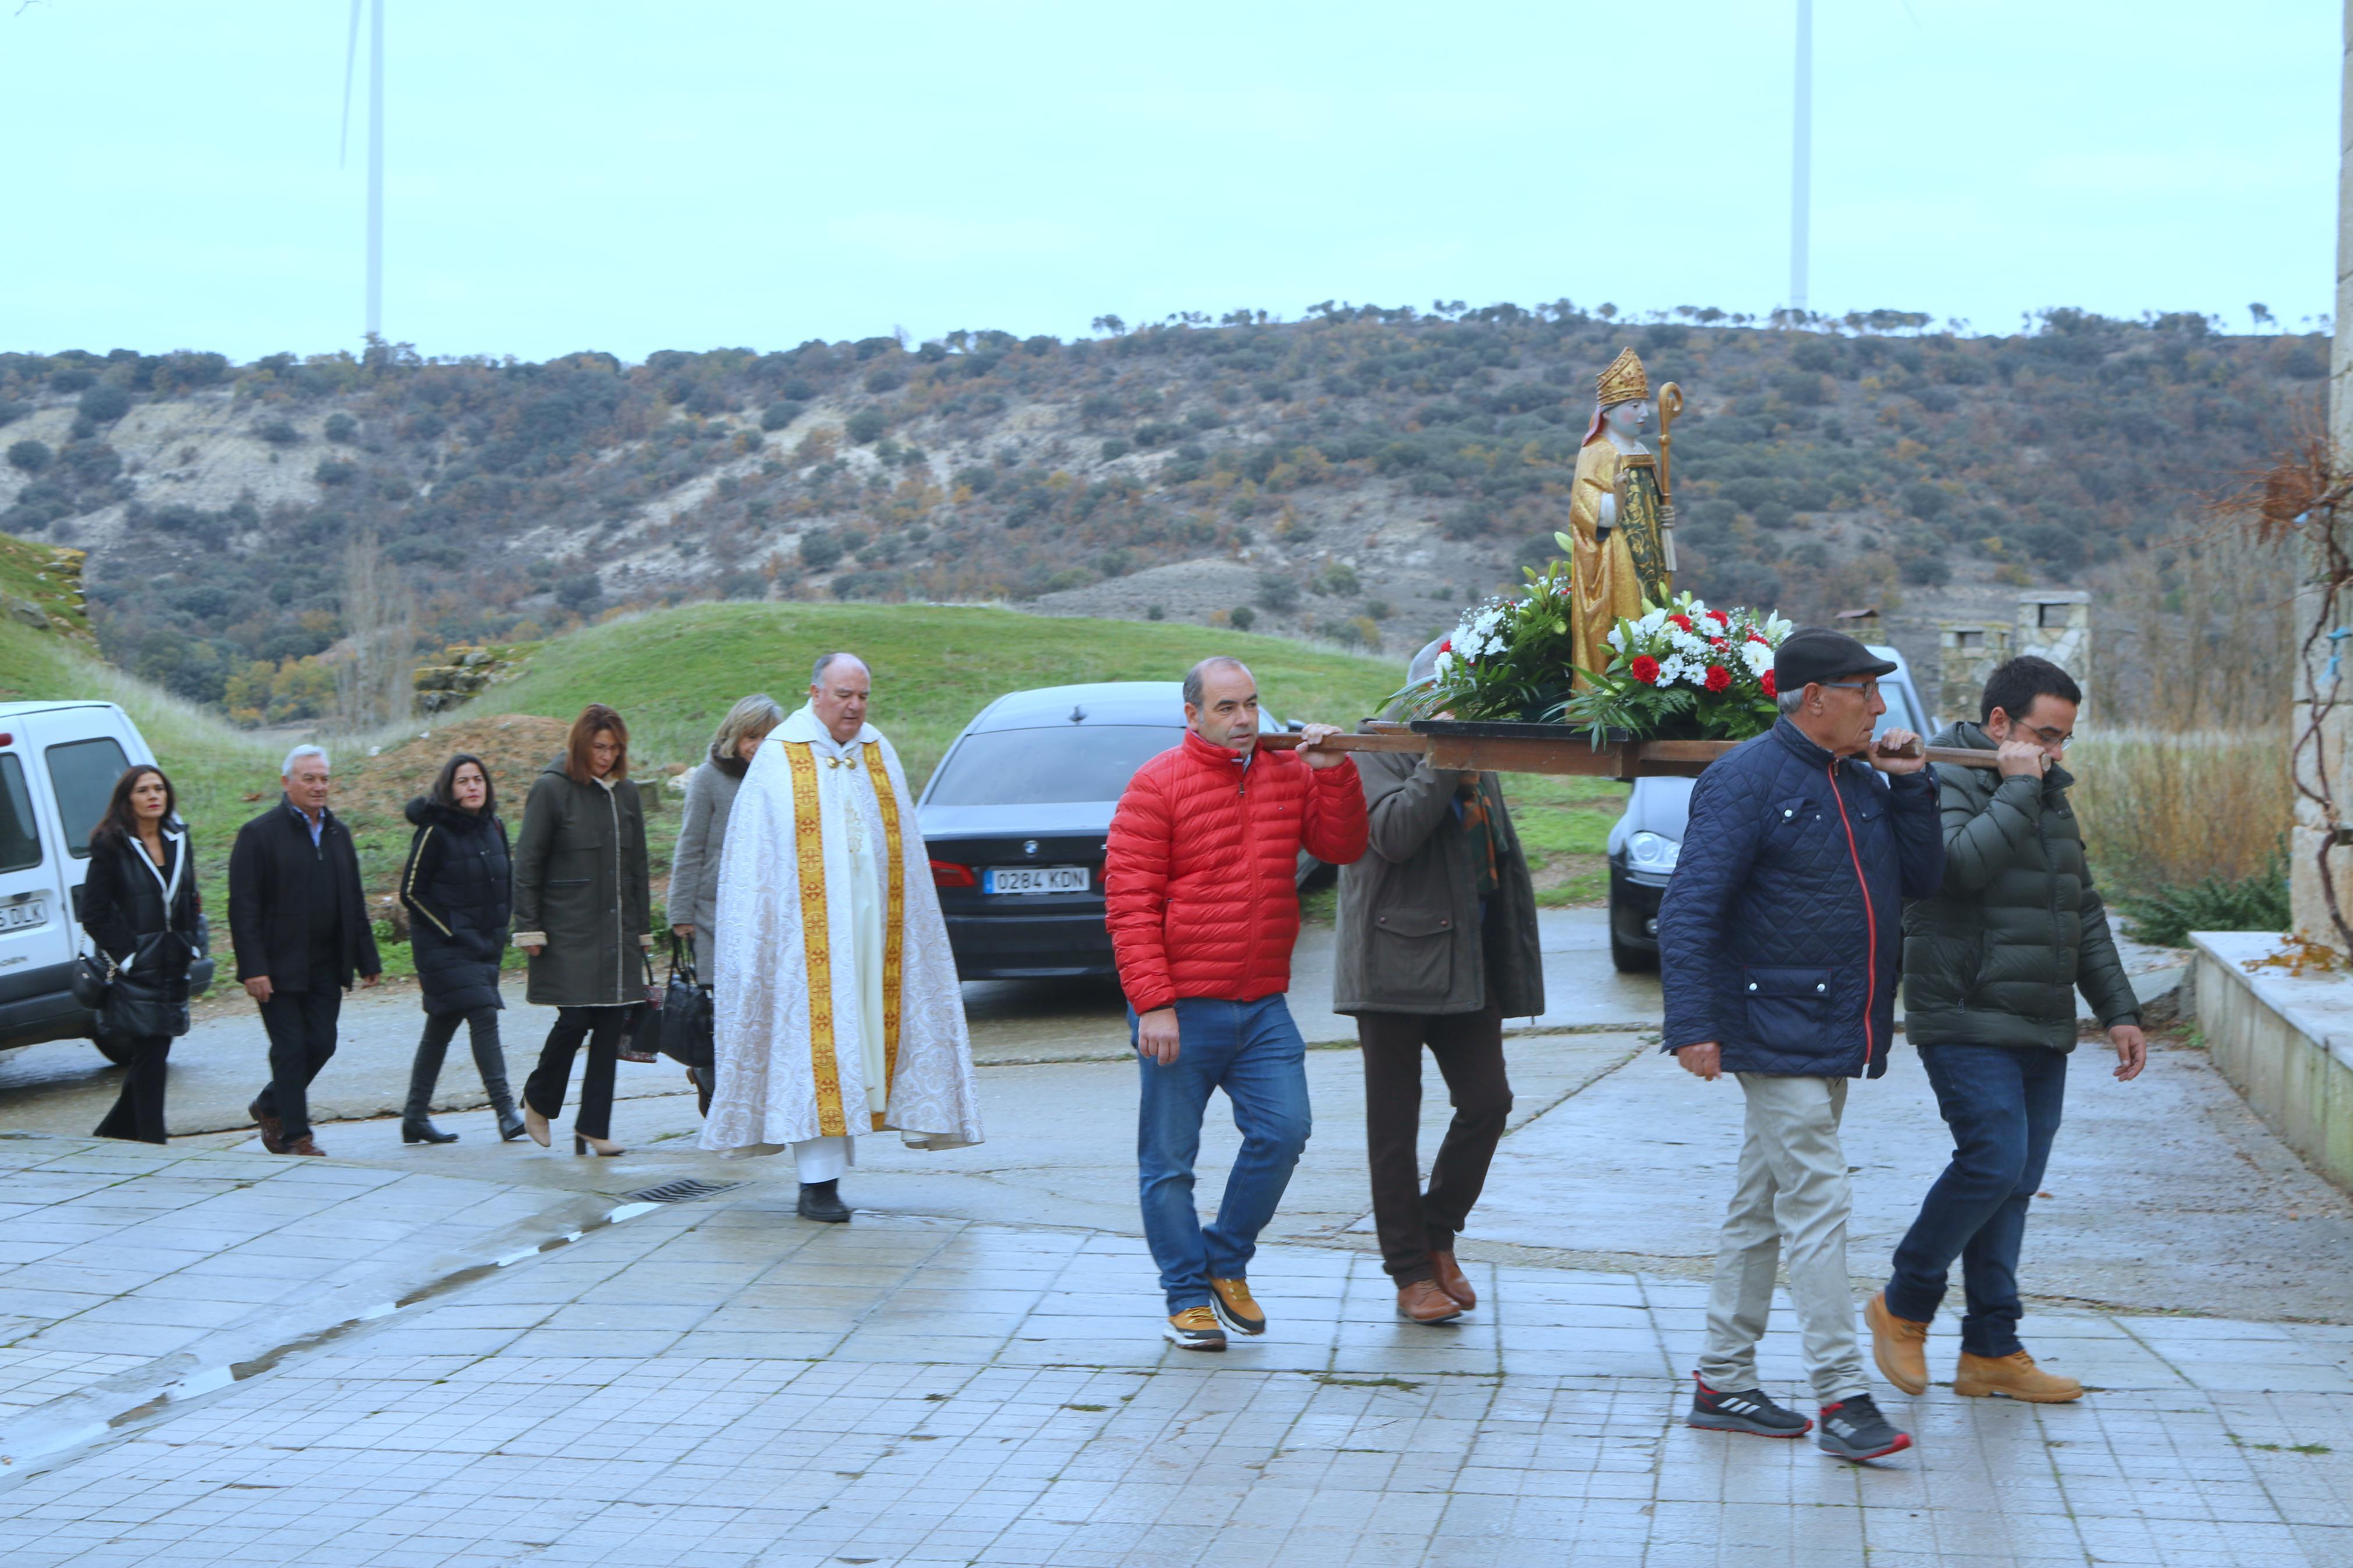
[402,1118,459,1145]
[574,1132,625,1157]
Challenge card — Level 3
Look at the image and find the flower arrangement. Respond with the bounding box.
[1556,591,1793,742]
[1407,535,1793,744]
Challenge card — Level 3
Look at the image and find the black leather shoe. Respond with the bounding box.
[401,1119,459,1145]
[496,1109,529,1142]
[797,1180,851,1223]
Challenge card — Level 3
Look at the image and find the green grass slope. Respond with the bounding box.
[463,600,1408,784]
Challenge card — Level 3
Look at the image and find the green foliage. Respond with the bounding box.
[1255,573,1300,611]
[2124,849,2291,948]
[761,400,804,431]
[77,382,132,424]
[845,408,887,444]
[6,438,51,472]
[255,418,301,446]
[800,528,845,570]
[1229,605,1257,630]
[324,412,358,443]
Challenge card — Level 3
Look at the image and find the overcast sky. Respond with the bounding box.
[3,1,2336,364]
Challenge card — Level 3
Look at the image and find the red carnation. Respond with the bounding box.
[1748,631,1770,644]
[1760,670,1777,698]
[1667,614,1693,633]
[1710,637,1730,651]
[1630,655,1661,685]
[1704,664,1732,693]
[1438,638,1451,653]
[1708,610,1730,626]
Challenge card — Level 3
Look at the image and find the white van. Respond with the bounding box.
[0,701,212,1059]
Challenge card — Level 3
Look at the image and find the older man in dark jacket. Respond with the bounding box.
[229,745,380,1156]
[1659,628,1942,1463]
[1866,655,2144,1406]
[1334,639,1545,1326]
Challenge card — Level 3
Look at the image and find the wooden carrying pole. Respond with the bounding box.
[1255,725,2001,780]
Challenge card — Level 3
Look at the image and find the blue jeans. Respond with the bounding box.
[1133,995,1313,1314]
[1885,1044,2068,1357]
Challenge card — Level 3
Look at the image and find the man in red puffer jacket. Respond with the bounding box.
[1106,656,1369,1350]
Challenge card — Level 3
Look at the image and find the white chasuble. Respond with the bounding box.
[701,705,983,1155]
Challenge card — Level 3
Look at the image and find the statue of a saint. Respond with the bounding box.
[1567,348,1676,686]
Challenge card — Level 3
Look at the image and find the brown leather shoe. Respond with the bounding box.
[1865,1290,1930,1396]
[1396,1279,1463,1324]
[249,1097,286,1155]
[285,1136,325,1157]
[1431,1250,1477,1311]
[1954,1350,2083,1403]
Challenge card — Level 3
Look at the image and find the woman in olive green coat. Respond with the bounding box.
[511,703,651,1154]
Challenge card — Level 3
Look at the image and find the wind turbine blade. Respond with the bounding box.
[338,0,362,168]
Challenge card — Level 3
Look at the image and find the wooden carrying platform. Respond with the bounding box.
[1257,720,1998,780]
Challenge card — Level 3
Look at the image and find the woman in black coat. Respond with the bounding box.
[396,753,524,1144]
[81,765,201,1144]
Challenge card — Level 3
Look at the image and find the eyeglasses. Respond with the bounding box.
[2019,721,2074,746]
[1819,680,1874,694]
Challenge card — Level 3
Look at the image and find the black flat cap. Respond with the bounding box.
[1774,628,1898,691]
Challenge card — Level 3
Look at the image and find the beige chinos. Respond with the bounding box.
[1697,1072,1870,1405]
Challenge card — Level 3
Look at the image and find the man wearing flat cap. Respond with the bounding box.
[1656,628,1944,1463]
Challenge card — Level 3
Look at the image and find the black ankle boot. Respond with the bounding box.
[401,1118,459,1145]
[797,1180,851,1223]
[495,1106,528,1142]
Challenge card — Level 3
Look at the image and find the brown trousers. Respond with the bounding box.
[1357,1004,1512,1285]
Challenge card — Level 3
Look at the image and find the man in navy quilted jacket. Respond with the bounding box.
[1659,628,1943,1463]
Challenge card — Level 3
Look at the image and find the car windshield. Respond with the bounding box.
[925,726,1183,808]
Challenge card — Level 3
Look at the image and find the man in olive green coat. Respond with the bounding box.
[1333,639,1545,1325]
[1866,656,2146,1405]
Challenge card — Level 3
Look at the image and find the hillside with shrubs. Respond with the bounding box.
[0,301,2323,722]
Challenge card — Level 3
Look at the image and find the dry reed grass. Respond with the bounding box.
[2068,724,2290,895]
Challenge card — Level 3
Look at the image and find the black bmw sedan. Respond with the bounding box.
[917,681,1281,980]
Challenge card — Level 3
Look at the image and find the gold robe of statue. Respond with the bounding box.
[1567,349,1672,685]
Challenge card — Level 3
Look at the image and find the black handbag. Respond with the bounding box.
[657,936,715,1073]
[620,950,663,1062]
[100,969,189,1040]
[69,948,112,1009]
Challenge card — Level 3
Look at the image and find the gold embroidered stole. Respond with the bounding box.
[860,746,906,1132]
[783,739,907,1137]
[783,742,846,1136]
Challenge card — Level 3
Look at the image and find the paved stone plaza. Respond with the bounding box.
[0,1121,2343,1566]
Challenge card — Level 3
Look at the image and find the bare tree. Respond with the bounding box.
[335,530,417,733]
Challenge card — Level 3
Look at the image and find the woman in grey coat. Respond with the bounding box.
[511,703,651,1155]
[667,694,782,1111]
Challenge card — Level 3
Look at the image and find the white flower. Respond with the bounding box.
[1658,656,1689,687]
[1741,641,1773,678]
[1434,651,1456,680]
[1606,625,1627,653]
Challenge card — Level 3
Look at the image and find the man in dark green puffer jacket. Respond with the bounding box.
[1865,656,2146,1406]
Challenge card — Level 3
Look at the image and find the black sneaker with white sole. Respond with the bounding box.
[1815,1393,1911,1461]
[1687,1374,1812,1437]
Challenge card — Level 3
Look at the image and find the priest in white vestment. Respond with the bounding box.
[701,652,982,1221]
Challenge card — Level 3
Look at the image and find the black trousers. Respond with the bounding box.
[94,1034,171,1145]
[523,1007,623,1140]
[1357,1005,1512,1285]
[406,1005,514,1123]
[256,984,342,1142]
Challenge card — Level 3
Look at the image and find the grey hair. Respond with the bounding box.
[811,651,868,687]
[281,744,329,776]
[1775,689,1807,714]
[1183,656,1252,709]
[711,694,785,760]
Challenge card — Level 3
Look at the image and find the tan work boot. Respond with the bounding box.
[1396,1279,1464,1324]
[1865,1291,1930,1396]
[1208,1277,1265,1336]
[1954,1350,2083,1403]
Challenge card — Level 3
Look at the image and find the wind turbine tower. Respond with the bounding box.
[341,0,386,343]
[1790,0,1811,315]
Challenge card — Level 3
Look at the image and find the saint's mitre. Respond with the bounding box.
[1595,347,1650,408]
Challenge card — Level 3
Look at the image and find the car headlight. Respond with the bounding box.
[1627,831,1680,872]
